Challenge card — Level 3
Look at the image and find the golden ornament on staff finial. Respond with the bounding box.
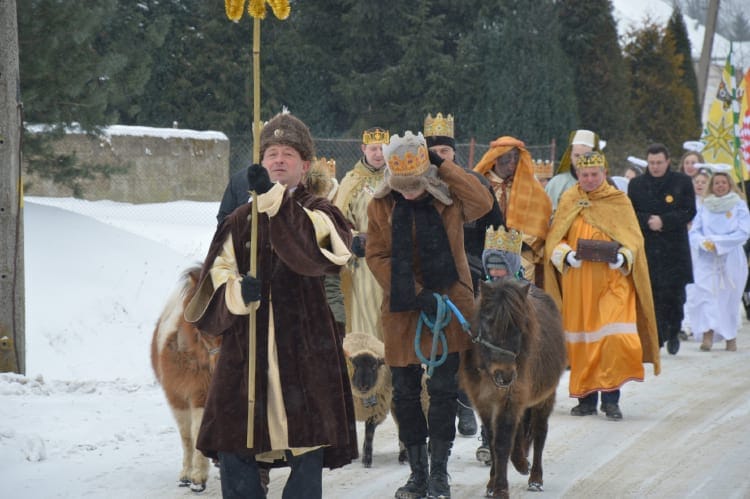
[225,0,290,21]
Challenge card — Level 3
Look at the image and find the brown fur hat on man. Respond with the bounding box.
[260,112,315,161]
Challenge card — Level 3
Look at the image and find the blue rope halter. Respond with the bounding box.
[415,293,471,376]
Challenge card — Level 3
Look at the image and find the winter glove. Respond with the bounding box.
[428,150,444,168]
[240,274,261,304]
[566,251,582,268]
[351,233,367,258]
[608,252,625,270]
[416,288,439,319]
[701,239,716,252]
[247,163,273,194]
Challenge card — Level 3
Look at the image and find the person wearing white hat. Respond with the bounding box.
[545,129,603,211]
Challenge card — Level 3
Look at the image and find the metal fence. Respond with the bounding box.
[227,135,556,178]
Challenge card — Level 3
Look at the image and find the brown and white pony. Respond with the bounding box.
[151,265,221,493]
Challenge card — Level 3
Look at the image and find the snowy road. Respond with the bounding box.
[4,330,749,499]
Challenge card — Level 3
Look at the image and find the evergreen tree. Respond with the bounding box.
[456,0,577,148]
[667,6,702,133]
[17,0,157,194]
[557,0,632,148]
[136,0,252,134]
[624,22,698,156]
[261,0,350,135]
[19,0,120,129]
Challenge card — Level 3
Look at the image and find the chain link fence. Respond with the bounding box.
[227,135,557,178]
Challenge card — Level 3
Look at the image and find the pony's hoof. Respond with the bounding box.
[178,478,191,487]
[189,481,206,493]
[476,446,491,466]
[528,481,544,492]
[485,487,509,498]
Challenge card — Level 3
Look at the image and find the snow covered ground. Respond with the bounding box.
[2,197,750,498]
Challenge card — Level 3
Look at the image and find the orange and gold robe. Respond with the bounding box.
[544,181,660,397]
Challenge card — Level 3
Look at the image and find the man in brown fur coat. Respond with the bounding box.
[366,131,493,499]
[186,112,357,498]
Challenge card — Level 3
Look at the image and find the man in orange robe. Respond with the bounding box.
[544,151,660,420]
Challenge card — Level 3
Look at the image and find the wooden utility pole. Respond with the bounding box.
[697,0,720,114]
[0,0,25,374]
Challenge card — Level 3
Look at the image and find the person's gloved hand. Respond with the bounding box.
[416,288,439,318]
[701,239,716,252]
[608,252,625,270]
[351,234,367,258]
[247,164,273,194]
[240,274,261,304]
[428,150,444,168]
[566,251,582,268]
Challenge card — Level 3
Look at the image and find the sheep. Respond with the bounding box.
[343,332,429,467]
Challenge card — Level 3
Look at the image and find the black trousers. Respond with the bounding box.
[580,389,620,406]
[218,448,323,499]
[391,352,459,446]
[652,286,686,346]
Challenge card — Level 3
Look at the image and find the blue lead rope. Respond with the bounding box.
[415,293,472,376]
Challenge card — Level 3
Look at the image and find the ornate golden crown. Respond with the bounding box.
[423,113,454,138]
[310,156,337,177]
[534,159,554,179]
[577,151,606,169]
[484,226,523,254]
[362,127,390,145]
[388,145,429,177]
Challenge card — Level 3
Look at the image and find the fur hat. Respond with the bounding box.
[374,131,452,205]
[260,112,315,161]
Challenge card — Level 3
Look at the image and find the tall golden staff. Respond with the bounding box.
[224,0,290,449]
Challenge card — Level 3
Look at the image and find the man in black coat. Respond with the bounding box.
[628,143,696,355]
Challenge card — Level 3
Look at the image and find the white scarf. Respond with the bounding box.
[702,192,742,213]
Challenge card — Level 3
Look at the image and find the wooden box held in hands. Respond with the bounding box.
[576,239,620,264]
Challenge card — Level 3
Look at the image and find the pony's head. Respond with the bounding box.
[474,279,535,388]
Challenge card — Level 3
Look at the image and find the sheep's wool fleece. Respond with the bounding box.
[343,332,392,425]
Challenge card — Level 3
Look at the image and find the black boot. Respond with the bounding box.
[427,439,452,498]
[395,444,428,499]
[456,391,477,436]
[456,400,478,436]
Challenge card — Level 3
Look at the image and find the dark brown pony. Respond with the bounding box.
[460,278,566,499]
[151,265,221,493]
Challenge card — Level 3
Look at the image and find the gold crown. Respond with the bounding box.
[534,159,554,179]
[310,156,337,177]
[423,113,454,138]
[362,127,390,145]
[484,226,523,254]
[577,151,606,169]
[388,145,429,177]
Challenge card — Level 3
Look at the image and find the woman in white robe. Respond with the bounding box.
[687,170,750,351]
[681,169,712,340]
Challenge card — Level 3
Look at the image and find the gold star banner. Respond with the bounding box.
[701,50,747,182]
[225,0,290,21]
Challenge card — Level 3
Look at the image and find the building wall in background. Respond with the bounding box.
[23,126,229,203]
